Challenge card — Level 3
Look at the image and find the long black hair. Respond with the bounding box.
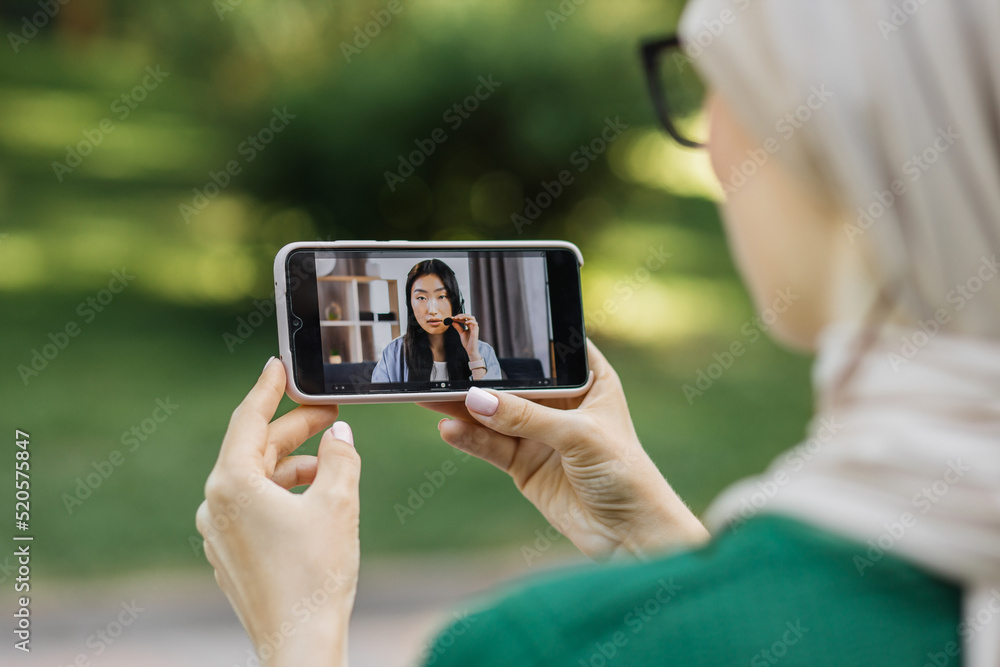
[403,259,470,381]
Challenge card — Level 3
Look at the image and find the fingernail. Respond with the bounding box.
[466,386,498,416]
[332,421,354,447]
[438,418,448,430]
[262,355,276,372]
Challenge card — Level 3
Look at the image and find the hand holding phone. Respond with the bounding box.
[420,339,710,560]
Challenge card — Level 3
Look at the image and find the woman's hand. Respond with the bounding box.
[196,358,361,667]
[418,339,709,562]
[450,314,481,360]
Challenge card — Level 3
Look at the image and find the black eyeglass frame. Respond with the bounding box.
[640,35,707,150]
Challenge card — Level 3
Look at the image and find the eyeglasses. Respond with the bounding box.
[640,35,707,149]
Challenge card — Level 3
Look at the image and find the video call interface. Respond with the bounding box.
[308,250,555,394]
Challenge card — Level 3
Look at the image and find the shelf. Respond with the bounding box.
[317,275,401,364]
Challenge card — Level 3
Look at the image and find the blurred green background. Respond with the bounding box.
[0,0,812,581]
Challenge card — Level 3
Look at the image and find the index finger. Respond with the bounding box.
[262,404,341,473]
[216,357,287,473]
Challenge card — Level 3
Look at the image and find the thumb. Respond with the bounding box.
[464,386,585,452]
[309,421,361,499]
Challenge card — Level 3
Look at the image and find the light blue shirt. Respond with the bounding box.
[371,337,502,382]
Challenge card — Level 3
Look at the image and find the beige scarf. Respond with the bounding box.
[678,0,1000,663]
[705,320,1000,663]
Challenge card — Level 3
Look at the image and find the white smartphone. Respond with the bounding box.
[273,240,593,404]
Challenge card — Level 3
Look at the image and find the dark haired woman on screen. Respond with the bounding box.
[371,259,502,383]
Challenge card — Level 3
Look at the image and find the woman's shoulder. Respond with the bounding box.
[376,336,405,365]
[477,339,498,355]
[421,516,962,666]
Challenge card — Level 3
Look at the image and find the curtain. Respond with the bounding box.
[468,253,533,359]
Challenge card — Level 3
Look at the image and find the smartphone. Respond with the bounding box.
[274,240,592,404]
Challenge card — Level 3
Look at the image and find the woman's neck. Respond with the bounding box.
[825,219,913,337]
[428,333,446,362]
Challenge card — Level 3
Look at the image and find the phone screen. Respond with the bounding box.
[283,247,588,397]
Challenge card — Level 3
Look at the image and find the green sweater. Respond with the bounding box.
[421,515,961,666]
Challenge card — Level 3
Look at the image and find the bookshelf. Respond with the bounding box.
[317,275,400,363]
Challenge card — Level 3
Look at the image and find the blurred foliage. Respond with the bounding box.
[0,0,813,579]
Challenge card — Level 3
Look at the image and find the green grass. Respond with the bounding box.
[0,290,813,580]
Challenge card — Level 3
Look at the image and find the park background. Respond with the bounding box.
[0,0,813,664]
